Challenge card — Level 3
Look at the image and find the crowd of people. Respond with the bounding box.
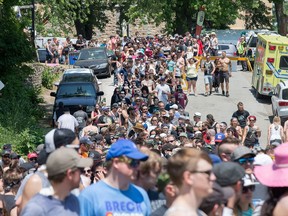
[0,32,283,216]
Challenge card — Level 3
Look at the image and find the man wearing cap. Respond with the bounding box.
[21,148,92,216]
[173,85,188,109]
[57,107,79,133]
[213,162,245,215]
[79,136,93,158]
[1,149,11,170]
[79,139,151,215]
[193,112,202,130]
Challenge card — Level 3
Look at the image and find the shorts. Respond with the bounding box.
[186,76,198,81]
[46,53,52,61]
[204,75,213,85]
[219,71,229,83]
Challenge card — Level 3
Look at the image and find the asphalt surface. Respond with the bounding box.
[99,66,272,147]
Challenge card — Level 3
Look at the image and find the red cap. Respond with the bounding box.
[248,115,256,121]
[28,152,38,159]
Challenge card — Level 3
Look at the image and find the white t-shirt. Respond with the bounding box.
[155,84,170,105]
[57,113,79,132]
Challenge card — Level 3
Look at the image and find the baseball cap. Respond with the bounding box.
[88,150,102,162]
[213,162,245,187]
[253,154,273,166]
[91,134,103,143]
[10,152,20,159]
[3,144,12,151]
[80,136,93,145]
[248,115,256,121]
[102,106,110,111]
[231,146,256,161]
[112,103,119,108]
[106,139,148,161]
[215,133,225,143]
[2,150,11,156]
[46,147,93,177]
[170,104,178,110]
[194,112,201,117]
[179,132,188,138]
[28,152,38,159]
[242,174,259,187]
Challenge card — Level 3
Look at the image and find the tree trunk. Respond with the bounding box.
[74,20,93,40]
[274,1,288,36]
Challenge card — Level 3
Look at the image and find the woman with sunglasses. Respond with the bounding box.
[236,175,258,216]
[242,116,261,149]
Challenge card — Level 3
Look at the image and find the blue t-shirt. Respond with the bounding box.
[79,180,151,216]
[167,60,176,72]
[20,193,80,216]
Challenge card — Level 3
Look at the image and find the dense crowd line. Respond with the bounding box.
[0,33,287,216]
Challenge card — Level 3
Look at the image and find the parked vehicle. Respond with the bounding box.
[271,80,288,124]
[73,47,112,77]
[217,44,237,57]
[59,68,102,86]
[252,34,288,99]
[50,82,104,116]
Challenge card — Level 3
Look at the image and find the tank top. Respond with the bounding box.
[186,63,197,78]
[204,61,213,75]
[269,124,282,141]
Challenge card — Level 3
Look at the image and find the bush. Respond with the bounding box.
[42,68,58,90]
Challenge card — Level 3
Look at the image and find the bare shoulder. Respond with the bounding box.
[274,195,288,215]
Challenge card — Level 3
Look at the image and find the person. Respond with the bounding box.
[97,107,115,130]
[213,162,246,216]
[45,39,53,64]
[232,102,250,129]
[202,55,215,96]
[237,36,247,71]
[218,51,232,97]
[75,34,86,50]
[81,118,99,137]
[57,107,79,133]
[236,174,258,216]
[73,105,88,136]
[173,85,188,109]
[186,57,200,96]
[254,144,288,216]
[79,136,93,158]
[53,102,65,127]
[231,146,256,174]
[217,137,240,161]
[20,148,92,216]
[15,129,79,214]
[154,77,171,106]
[78,139,151,215]
[2,167,23,216]
[242,116,261,148]
[230,117,243,140]
[210,32,218,56]
[267,116,284,145]
[164,148,215,216]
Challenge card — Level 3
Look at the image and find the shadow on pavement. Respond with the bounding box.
[249,88,271,105]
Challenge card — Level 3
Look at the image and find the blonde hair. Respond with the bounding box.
[273,116,281,124]
[167,148,211,187]
[138,149,162,176]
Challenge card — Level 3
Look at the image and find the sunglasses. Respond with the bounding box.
[118,156,141,168]
[192,169,213,176]
[238,158,254,164]
[242,185,255,193]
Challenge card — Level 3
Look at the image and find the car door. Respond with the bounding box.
[271,84,280,115]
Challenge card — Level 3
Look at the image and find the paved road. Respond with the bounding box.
[99,67,272,147]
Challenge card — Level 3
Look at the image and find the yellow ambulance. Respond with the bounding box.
[252,34,288,98]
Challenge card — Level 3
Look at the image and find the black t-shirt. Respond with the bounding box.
[232,110,250,128]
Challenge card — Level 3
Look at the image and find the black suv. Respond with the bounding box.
[73,47,112,77]
[50,82,104,116]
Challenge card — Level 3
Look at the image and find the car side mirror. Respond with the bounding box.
[50,92,56,97]
[97,91,104,96]
[98,81,102,85]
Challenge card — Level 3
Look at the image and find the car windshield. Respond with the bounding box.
[249,37,257,47]
[62,74,93,82]
[57,83,96,98]
[78,49,106,60]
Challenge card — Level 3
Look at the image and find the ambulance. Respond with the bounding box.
[252,34,288,98]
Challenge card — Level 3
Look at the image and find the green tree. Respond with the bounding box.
[272,0,288,35]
